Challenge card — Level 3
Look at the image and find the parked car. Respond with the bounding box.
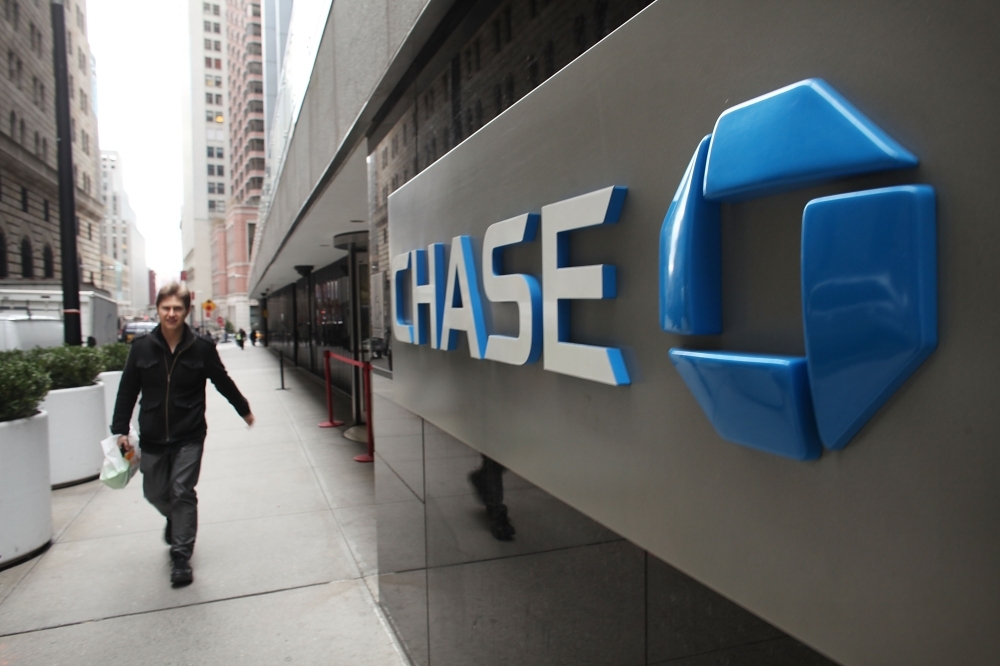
[0,313,63,351]
[120,321,158,343]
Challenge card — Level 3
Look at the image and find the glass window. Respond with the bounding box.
[204,20,211,32]
[21,237,33,278]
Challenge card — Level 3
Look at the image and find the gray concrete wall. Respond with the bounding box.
[387,1,1000,664]
[251,0,451,294]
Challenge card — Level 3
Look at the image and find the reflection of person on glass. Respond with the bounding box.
[469,455,515,541]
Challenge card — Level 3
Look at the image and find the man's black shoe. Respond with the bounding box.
[164,519,172,545]
[170,558,193,587]
[487,504,516,541]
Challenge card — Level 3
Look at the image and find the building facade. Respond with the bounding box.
[0,0,103,291]
[261,0,292,147]
[180,0,230,326]
[247,2,1000,664]
[217,0,264,331]
[99,151,148,318]
[367,0,653,343]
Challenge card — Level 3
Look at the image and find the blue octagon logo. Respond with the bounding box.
[660,79,937,461]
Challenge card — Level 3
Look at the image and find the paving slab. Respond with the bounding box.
[56,482,163,543]
[197,465,330,524]
[0,579,405,665]
[313,464,382,509]
[0,559,36,607]
[0,510,363,634]
[0,347,407,664]
[199,439,312,482]
[50,479,101,540]
[336,504,379,577]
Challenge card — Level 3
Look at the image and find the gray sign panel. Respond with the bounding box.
[387,2,1000,663]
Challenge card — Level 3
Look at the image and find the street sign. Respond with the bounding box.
[203,299,216,314]
[217,316,224,326]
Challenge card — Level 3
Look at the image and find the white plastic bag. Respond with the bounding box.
[100,433,139,489]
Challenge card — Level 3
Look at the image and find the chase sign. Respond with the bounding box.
[391,79,937,462]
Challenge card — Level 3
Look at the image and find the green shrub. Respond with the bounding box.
[100,342,131,372]
[29,345,105,390]
[224,319,235,334]
[0,350,51,422]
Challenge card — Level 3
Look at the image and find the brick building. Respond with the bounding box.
[214,0,263,330]
[180,0,231,325]
[0,0,104,290]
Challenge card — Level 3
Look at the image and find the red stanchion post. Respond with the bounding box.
[354,362,375,463]
[319,350,345,428]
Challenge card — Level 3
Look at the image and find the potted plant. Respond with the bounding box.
[0,350,53,570]
[98,342,135,434]
[32,346,107,487]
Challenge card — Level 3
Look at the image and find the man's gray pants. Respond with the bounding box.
[140,439,204,562]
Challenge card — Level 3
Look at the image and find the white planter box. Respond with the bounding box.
[98,371,139,436]
[99,370,121,432]
[0,411,53,568]
[41,382,107,487]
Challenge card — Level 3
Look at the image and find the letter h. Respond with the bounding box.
[411,244,447,348]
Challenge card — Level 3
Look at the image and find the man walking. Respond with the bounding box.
[112,282,255,587]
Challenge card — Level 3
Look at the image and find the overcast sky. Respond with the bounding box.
[88,0,187,285]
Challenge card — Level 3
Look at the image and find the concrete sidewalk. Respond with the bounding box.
[0,343,408,665]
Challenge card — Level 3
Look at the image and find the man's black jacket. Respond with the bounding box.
[111,324,250,449]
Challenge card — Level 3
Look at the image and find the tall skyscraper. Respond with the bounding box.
[0,0,103,290]
[261,0,292,146]
[249,0,291,268]
[215,0,263,331]
[100,150,148,317]
[180,0,230,326]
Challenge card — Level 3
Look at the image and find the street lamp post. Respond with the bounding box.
[50,0,81,345]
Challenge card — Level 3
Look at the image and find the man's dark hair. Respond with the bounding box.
[156,281,192,310]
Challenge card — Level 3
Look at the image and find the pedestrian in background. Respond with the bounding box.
[111,282,254,587]
[236,328,246,350]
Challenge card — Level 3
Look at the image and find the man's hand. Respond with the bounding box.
[243,413,255,427]
[117,435,134,455]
